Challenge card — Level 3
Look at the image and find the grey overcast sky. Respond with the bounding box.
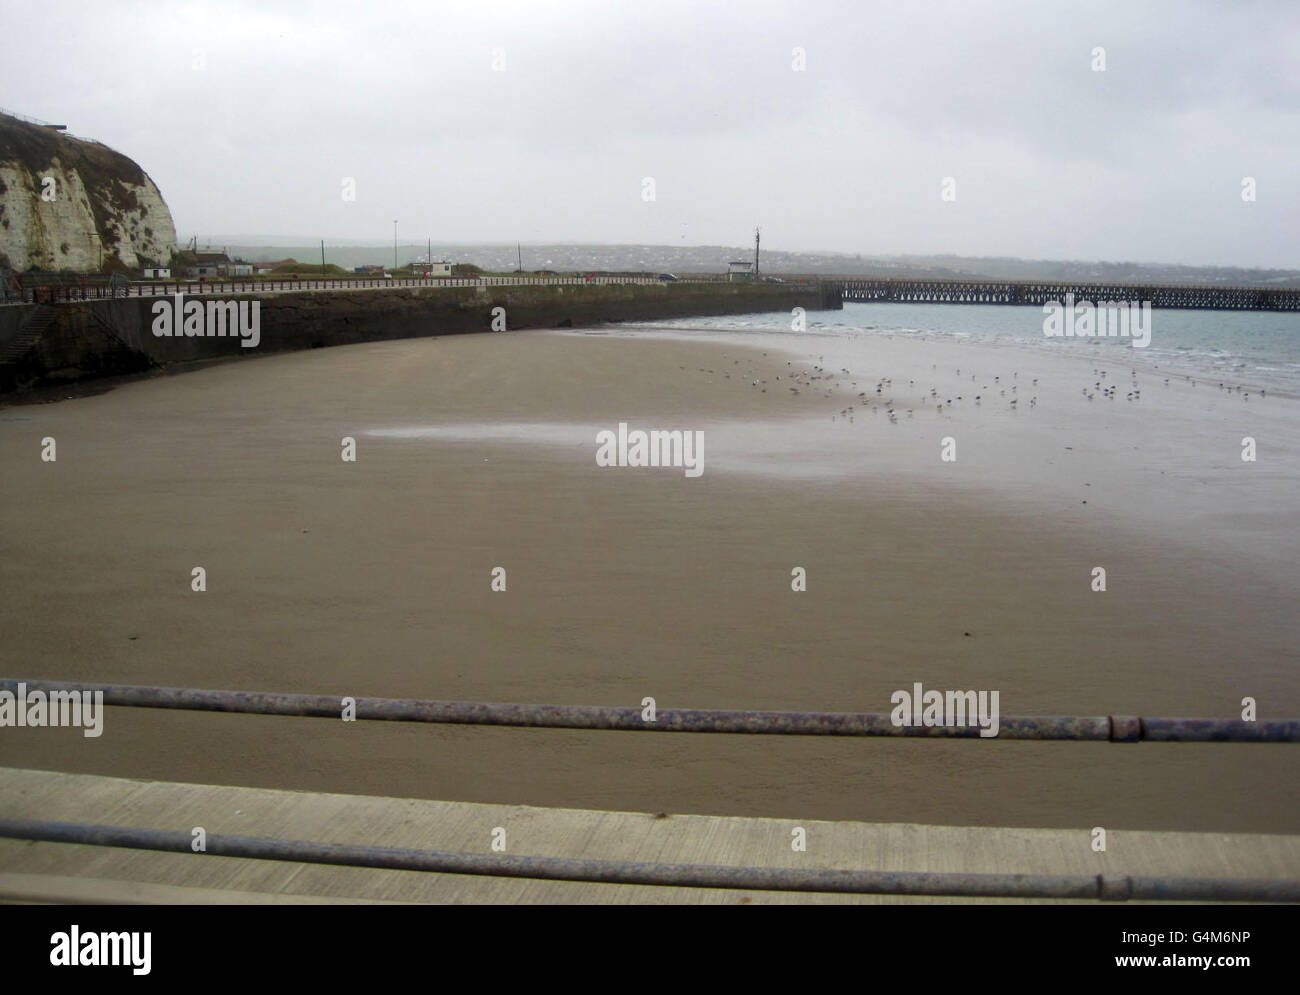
[2,0,1297,266]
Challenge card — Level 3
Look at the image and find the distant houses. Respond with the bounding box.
[187,251,229,278]
[180,251,261,278]
[172,254,458,280]
[188,256,351,277]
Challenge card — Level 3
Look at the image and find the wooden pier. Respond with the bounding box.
[837,277,1300,311]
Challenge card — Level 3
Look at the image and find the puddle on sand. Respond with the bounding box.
[362,419,889,481]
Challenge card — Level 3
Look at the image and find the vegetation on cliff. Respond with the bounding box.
[0,111,176,272]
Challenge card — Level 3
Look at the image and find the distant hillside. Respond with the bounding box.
[202,239,1300,288]
[0,111,177,272]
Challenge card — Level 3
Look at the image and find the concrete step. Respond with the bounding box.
[0,305,56,364]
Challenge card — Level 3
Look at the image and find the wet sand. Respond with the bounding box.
[1,326,1297,833]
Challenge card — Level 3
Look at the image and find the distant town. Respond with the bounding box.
[175,241,1300,288]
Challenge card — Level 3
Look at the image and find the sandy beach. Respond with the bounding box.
[2,321,1297,833]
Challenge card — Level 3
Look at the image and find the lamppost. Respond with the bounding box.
[393,220,398,270]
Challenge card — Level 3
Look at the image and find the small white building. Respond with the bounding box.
[142,267,171,279]
[229,262,253,277]
[417,261,452,277]
[727,261,753,282]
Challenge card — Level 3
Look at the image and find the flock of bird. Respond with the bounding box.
[1081,367,1141,402]
[695,352,1265,425]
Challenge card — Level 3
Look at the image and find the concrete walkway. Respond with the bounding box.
[1,767,1297,904]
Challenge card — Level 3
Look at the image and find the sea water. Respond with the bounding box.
[629,301,1300,396]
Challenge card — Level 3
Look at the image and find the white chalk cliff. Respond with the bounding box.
[0,112,177,272]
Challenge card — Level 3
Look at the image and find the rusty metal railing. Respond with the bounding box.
[1,273,733,304]
[0,818,1295,901]
[3,677,1298,900]
[3,678,1298,742]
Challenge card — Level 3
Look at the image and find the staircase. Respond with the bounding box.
[0,305,56,365]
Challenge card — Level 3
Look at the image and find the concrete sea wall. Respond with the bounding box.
[0,281,839,394]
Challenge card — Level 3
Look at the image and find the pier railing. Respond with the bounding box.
[2,677,1297,901]
[2,678,1297,742]
[836,276,1300,312]
[3,817,1295,902]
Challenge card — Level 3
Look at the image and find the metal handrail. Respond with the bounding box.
[3,679,1296,742]
[0,818,1294,901]
[1,274,735,305]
